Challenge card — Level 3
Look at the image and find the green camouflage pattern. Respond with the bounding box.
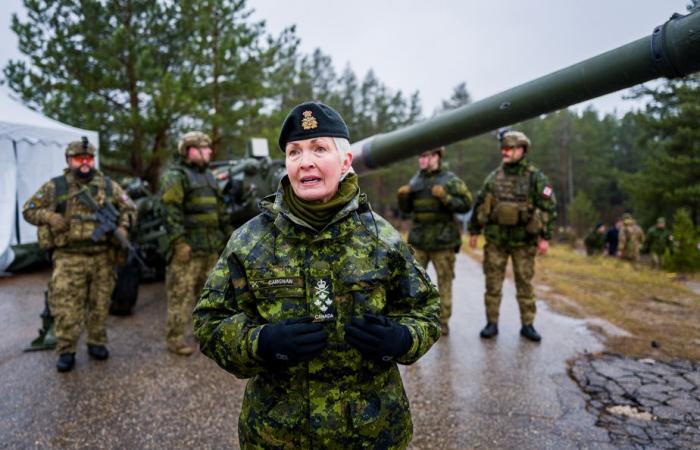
[483,242,537,325]
[49,250,116,353]
[166,253,218,345]
[644,225,672,256]
[159,161,231,255]
[398,166,472,251]
[619,219,645,262]
[414,249,455,327]
[193,178,440,449]
[584,229,607,255]
[22,170,136,252]
[468,157,557,247]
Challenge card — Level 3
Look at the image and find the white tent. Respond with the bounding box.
[0,91,99,272]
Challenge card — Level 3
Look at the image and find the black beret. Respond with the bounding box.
[277,102,350,152]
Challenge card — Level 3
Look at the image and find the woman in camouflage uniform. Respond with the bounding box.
[194,102,440,449]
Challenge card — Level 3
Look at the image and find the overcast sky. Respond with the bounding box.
[0,0,692,117]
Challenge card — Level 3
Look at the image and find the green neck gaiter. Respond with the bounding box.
[283,172,359,230]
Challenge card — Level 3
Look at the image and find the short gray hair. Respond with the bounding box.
[333,137,355,178]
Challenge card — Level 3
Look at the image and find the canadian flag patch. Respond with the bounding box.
[542,186,553,198]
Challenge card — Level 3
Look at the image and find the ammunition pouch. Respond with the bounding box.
[525,209,546,235]
[491,201,521,226]
[37,225,55,250]
[476,193,493,226]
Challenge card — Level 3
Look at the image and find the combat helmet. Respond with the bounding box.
[65,136,96,157]
[420,146,445,158]
[177,131,212,156]
[500,131,531,150]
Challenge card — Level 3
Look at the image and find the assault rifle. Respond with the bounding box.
[75,188,147,269]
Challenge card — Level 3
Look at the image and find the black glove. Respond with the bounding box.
[344,313,412,362]
[258,317,328,364]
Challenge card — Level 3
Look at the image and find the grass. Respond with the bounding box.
[463,237,700,361]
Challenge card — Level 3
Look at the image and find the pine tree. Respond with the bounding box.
[621,74,700,226]
[666,209,700,272]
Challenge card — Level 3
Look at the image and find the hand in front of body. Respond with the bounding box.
[258,317,328,365]
[537,239,549,255]
[47,213,68,231]
[397,185,410,197]
[344,314,412,362]
[431,184,446,199]
[173,242,192,263]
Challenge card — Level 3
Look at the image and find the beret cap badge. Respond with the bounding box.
[301,111,318,130]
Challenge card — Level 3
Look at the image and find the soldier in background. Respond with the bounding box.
[159,131,231,356]
[584,222,607,256]
[605,219,622,257]
[617,213,645,263]
[397,147,472,335]
[468,131,557,342]
[644,217,673,269]
[22,138,136,372]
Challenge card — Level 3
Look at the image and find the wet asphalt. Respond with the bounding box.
[0,253,613,449]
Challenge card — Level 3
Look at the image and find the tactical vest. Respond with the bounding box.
[489,166,534,226]
[408,170,454,224]
[40,174,115,251]
[174,164,225,252]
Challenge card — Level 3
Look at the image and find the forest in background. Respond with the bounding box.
[3,0,698,249]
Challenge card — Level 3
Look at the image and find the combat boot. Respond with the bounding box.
[87,344,110,360]
[56,353,75,372]
[167,340,194,356]
[479,322,498,339]
[520,324,542,342]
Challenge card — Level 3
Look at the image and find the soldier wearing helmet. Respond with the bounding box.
[618,212,645,263]
[643,216,671,269]
[159,131,231,355]
[397,146,472,335]
[468,131,557,342]
[22,137,136,372]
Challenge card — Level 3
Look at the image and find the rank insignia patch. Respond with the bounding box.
[312,277,334,322]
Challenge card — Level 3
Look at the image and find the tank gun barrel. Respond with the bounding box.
[351,10,700,173]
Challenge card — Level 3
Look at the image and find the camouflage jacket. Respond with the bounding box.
[584,231,607,255]
[193,179,441,449]
[398,166,472,251]
[644,226,672,255]
[159,160,231,255]
[22,169,135,253]
[619,221,645,257]
[468,157,557,248]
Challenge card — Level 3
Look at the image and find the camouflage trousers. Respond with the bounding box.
[483,242,537,326]
[165,253,218,344]
[414,248,455,326]
[50,250,116,354]
[621,248,641,262]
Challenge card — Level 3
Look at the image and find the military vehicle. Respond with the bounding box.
[350,10,700,171]
[25,8,700,349]
[107,137,284,315]
[212,138,286,227]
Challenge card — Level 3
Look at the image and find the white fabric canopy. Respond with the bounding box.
[0,91,99,272]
